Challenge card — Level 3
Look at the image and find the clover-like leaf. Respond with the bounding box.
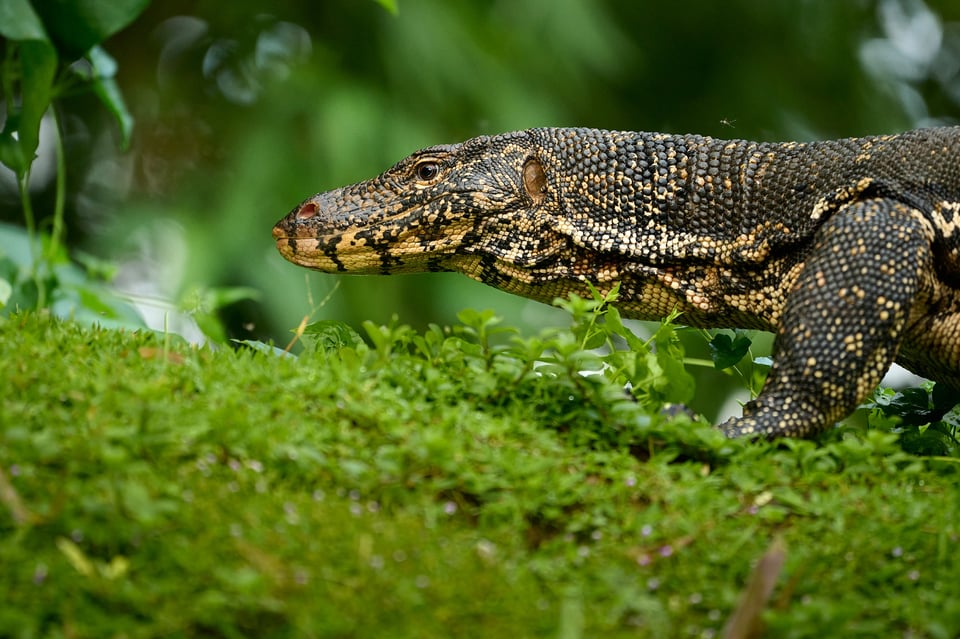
[709,330,752,370]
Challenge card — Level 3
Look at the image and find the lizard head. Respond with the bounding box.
[272,130,568,277]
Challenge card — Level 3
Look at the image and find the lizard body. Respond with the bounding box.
[273,127,960,438]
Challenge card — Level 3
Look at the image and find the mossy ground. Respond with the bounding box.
[1,312,958,638]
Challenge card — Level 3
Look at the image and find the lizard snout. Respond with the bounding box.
[273,197,326,241]
[294,201,319,221]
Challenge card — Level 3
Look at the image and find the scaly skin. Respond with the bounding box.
[273,127,960,438]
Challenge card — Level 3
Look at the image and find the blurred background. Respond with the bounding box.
[3,0,960,419]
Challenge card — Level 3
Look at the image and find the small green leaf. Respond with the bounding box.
[100,556,130,581]
[87,46,134,149]
[652,320,695,404]
[180,285,261,315]
[709,330,752,370]
[577,323,608,351]
[56,537,94,577]
[192,312,227,344]
[604,305,646,351]
[898,427,954,456]
[362,319,390,353]
[877,387,936,426]
[373,0,399,15]
[0,126,27,175]
[76,285,120,317]
[302,320,366,352]
[456,308,501,332]
[0,119,28,175]
[0,278,12,308]
[206,286,261,309]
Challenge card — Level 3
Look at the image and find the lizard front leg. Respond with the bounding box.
[721,198,935,439]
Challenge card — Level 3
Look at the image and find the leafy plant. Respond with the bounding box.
[864,383,960,456]
[300,283,734,458]
[0,0,148,316]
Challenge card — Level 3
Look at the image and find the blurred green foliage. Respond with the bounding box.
[0,0,148,318]
[3,0,960,416]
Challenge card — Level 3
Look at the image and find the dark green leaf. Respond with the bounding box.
[87,46,134,149]
[709,331,752,370]
[932,382,960,413]
[873,387,939,427]
[303,319,366,352]
[653,321,695,404]
[10,40,57,174]
[898,427,954,457]
[0,121,27,175]
[0,3,56,175]
[30,0,151,59]
[940,401,960,432]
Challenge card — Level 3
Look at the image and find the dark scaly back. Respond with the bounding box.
[529,127,957,267]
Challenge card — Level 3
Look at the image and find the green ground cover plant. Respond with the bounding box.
[2,296,959,638]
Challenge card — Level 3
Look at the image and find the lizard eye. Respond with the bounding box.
[415,160,440,182]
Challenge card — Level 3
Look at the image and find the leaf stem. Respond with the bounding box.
[18,163,46,308]
[49,105,67,262]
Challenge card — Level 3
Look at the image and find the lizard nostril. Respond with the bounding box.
[296,201,319,220]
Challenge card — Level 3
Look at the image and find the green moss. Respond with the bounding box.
[1,311,958,638]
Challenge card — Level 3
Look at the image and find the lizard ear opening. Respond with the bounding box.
[523,157,547,204]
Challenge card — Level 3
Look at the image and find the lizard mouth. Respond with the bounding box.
[273,202,429,273]
[272,227,342,271]
[273,195,465,273]
[271,224,302,250]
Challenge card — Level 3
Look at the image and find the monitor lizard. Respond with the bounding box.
[272,127,960,439]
